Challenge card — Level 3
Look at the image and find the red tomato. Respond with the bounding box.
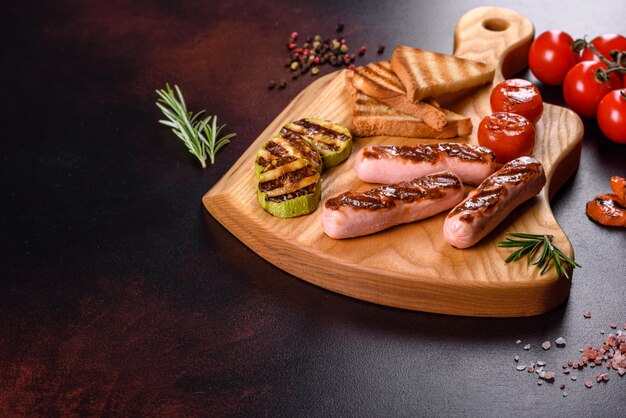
[529,30,580,85]
[477,113,536,163]
[581,34,626,64]
[563,61,623,118]
[490,79,544,124]
[597,89,626,144]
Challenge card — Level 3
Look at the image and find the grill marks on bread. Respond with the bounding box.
[391,45,495,102]
[352,61,405,98]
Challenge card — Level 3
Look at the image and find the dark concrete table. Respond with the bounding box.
[3,0,625,416]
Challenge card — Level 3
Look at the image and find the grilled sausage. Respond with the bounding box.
[322,171,464,239]
[354,143,496,186]
[443,156,546,248]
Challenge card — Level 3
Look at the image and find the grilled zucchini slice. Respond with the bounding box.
[255,133,322,179]
[280,118,352,169]
[255,134,322,218]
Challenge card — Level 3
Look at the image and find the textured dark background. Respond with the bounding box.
[2,0,625,416]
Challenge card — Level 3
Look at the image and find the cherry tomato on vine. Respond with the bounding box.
[597,89,626,144]
[490,79,544,124]
[581,34,626,64]
[477,113,536,163]
[529,30,580,85]
[563,61,623,118]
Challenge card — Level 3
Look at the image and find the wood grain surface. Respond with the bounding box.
[202,7,584,317]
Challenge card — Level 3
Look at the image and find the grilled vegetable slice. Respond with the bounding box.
[280,118,352,168]
[255,134,322,218]
[255,133,322,179]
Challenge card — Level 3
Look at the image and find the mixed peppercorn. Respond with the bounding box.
[268,23,386,90]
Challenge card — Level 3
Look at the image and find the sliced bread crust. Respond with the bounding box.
[352,93,472,139]
[350,63,447,130]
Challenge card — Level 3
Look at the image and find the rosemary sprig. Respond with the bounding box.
[497,232,581,279]
[156,83,235,168]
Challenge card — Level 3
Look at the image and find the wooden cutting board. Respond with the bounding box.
[202,7,583,317]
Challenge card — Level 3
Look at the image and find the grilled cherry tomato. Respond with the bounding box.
[490,79,544,124]
[581,34,626,64]
[563,61,623,118]
[477,113,536,163]
[597,89,626,144]
[529,30,579,85]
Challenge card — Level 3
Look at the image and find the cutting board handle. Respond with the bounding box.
[453,7,535,81]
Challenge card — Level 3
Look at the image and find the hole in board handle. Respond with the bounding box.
[482,18,510,32]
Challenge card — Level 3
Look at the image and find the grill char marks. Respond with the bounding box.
[355,143,496,186]
[259,166,317,194]
[280,118,353,169]
[448,157,543,221]
[256,134,320,170]
[281,119,348,153]
[362,143,494,164]
[391,45,495,102]
[353,61,405,97]
[442,156,547,248]
[325,172,462,211]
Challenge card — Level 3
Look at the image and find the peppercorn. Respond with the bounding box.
[358,46,366,56]
[377,44,385,54]
[331,39,341,50]
[278,80,287,89]
[314,35,322,42]
[290,61,299,71]
[288,43,296,50]
[291,32,299,40]
[340,44,348,54]
[291,73,299,80]
[311,67,319,76]
[268,80,277,90]
[336,22,344,32]
[348,64,355,71]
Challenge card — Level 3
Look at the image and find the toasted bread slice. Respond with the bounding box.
[352,93,472,139]
[391,46,495,102]
[351,61,405,99]
[349,63,447,130]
